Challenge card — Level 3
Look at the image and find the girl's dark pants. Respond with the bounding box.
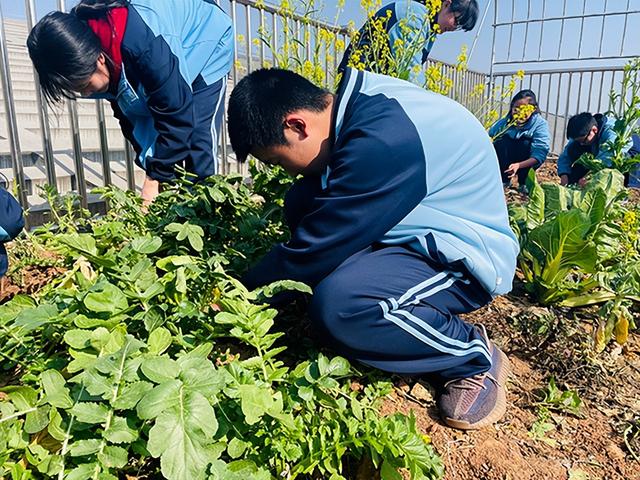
[493,136,534,186]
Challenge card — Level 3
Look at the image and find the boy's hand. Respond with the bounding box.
[141,176,160,209]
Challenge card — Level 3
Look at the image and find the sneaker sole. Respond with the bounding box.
[443,348,511,430]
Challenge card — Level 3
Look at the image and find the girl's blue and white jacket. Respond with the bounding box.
[93,0,233,182]
[244,68,519,297]
[488,113,551,166]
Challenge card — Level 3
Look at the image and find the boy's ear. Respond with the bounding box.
[284,116,308,138]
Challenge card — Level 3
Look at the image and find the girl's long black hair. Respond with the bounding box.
[27,0,128,103]
[508,89,541,119]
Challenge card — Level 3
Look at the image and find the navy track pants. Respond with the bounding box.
[308,245,494,380]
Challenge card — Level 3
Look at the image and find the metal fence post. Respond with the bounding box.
[25,0,56,189]
[0,1,28,209]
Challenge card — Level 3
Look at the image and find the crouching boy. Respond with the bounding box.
[227,68,519,430]
[558,112,640,186]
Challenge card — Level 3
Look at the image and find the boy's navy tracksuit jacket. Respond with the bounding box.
[244,68,519,299]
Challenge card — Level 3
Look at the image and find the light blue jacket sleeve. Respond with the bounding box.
[557,141,575,177]
[387,2,433,86]
[529,116,551,166]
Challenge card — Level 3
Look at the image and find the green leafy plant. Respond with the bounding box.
[0,175,444,480]
[511,169,639,350]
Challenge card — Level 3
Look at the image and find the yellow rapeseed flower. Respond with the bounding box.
[512,103,536,124]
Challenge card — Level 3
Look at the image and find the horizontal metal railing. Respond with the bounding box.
[0,0,491,216]
[491,0,640,67]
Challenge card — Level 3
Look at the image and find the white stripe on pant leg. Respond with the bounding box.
[392,308,490,355]
[210,76,227,173]
[395,271,450,305]
[409,276,471,306]
[380,303,492,363]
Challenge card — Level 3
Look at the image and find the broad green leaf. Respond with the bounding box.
[58,234,98,257]
[380,461,403,480]
[178,358,225,397]
[69,439,103,456]
[48,408,67,442]
[144,305,166,332]
[227,437,249,459]
[209,459,272,480]
[525,169,545,230]
[64,329,93,350]
[2,386,38,410]
[41,370,73,409]
[131,236,163,254]
[148,327,172,355]
[256,280,312,299]
[0,294,36,325]
[66,462,99,480]
[141,356,180,384]
[112,381,153,410]
[541,183,569,217]
[84,283,128,314]
[137,379,183,420]
[70,402,110,424]
[98,445,128,469]
[147,390,218,480]
[103,415,139,444]
[237,384,273,425]
[326,357,351,377]
[585,169,625,205]
[157,256,196,271]
[25,405,50,434]
[14,304,59,332]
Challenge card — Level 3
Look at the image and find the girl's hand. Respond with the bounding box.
[141,176,160,209]
[504,162,520,179]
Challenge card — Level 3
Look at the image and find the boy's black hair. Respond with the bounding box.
[567,112,597,140]
[227,68,332,162]
[509,89,540,117]
[450,0,480,31]
[27,0,127,103]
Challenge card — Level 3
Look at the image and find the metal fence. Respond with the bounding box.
[489,0,640,155]
[0,0,490,218]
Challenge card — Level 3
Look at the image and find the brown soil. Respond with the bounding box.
[0,264,65,303]
[381,293,640,480]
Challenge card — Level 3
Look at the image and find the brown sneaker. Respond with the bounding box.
[437,343,510,430]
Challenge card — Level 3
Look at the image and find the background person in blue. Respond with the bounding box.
[227,67,519,430]
[0,189,25,278]
[338,0,479,85]
[27,0,233,205]
[558,112,640,186]
[488,90,551,188]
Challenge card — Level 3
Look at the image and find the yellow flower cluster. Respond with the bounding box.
[426,65,453,95]
[484,109,499,129]
[512,103,536,124]
[621,210,639,247]
[456,45,468,72]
